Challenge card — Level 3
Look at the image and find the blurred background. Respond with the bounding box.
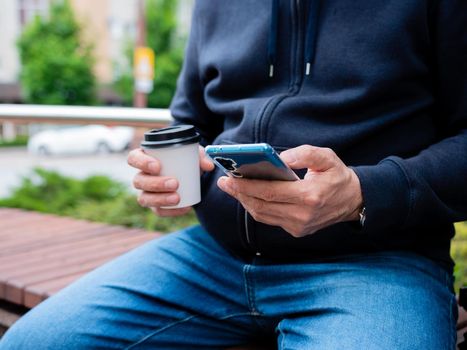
[0,0,198,234]
[0,0,192,107]
[0,0,466,291]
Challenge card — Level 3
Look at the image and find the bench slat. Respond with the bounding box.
[0,209,157,307]
[0,230,152,272]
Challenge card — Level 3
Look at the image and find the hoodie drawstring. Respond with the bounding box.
[304,0,321,75]
[268,0,280,78]
[268,0,321,78]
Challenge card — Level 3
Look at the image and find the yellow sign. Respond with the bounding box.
[134,47,155,93]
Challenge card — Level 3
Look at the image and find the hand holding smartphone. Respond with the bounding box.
[205,143,299,181]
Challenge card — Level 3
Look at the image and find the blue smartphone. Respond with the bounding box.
[205,143,299,181]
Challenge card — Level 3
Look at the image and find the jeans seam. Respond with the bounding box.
[125,312,262,349]
[243,264,279,334]
[124,315,197,350]
[277,321,285,350]
[219,311,262,320]
[243,265,260,315]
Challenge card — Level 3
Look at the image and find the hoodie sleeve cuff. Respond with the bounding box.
[351,158,411,234]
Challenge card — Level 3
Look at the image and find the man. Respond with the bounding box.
[1,0,466,348]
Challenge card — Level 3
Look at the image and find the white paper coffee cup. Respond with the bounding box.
[141,125,201,209]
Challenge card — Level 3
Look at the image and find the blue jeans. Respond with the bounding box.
[0,225,457,349]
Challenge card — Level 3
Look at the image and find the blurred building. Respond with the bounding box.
[0,0,194,104]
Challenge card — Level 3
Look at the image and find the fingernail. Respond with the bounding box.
[148,162,159,173]
[166,194,179,205]
[218,177,230,191]
[203,158,215,170]
[165,179,178,190]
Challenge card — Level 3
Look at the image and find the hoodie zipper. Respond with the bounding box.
[259,0,304,141]
[243,0,305,256]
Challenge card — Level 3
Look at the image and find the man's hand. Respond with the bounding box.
[217,145,363,237]
[128,146,214,217]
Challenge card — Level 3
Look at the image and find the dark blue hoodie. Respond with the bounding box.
[170,0,467,270]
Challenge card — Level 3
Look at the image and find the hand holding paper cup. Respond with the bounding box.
[141,125,201,209]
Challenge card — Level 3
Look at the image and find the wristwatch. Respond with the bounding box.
[359,206,366,227]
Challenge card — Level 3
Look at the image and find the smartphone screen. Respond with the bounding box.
[205,143,298,181]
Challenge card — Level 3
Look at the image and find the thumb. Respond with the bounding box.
[200,156,215,172]
[199,146,215,172]
[280,145,337,172]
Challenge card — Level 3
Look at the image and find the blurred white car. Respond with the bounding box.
[28,125,134,155]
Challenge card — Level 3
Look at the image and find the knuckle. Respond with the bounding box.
[304,194,319,207]
[300,144,317,157]
[294,225,307,237]
[287,226,302,238]
[145,178,161,192]
[295,210,313,225]
[252,199,265,214]
[229,188,238,197]
[247,203,262,221]
[315,195,325,209]
[298,223,308,235]
[323,147,337,159]
[132,176,142,190]
[262,189,276,202]
[305,191,325,209]
[134,174,164,192]
[287,219,309,237]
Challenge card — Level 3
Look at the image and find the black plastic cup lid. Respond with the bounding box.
[141,125,200,149]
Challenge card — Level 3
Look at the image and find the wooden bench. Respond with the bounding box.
[0,208,160,334]
[0,207,466,349]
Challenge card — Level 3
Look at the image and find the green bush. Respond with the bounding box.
[0,168,198,232]
[452,222,467,291]
[0,136,29,147]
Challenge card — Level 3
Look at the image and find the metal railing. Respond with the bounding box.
[0,104,173,126]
